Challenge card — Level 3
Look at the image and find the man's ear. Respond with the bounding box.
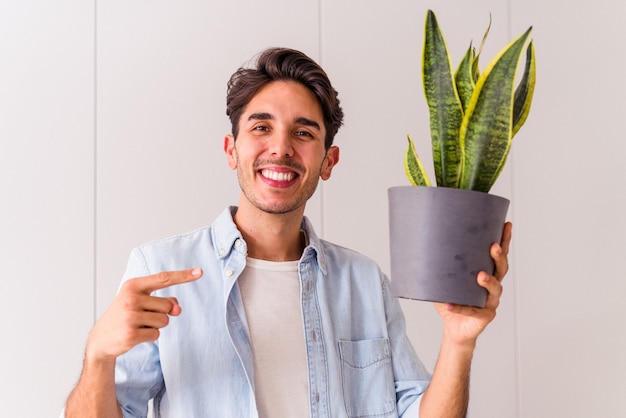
[224,135,237,170]
[320,146,340,180]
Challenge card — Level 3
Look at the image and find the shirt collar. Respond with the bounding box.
[211,206,245,260]
[299,215,328,275]
[211,206,327,275]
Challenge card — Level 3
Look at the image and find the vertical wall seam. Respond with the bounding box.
[508,1,522,418]
[318,0,326,239]
[93,0,98,325]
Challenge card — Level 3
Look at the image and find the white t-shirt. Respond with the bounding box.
[238,257,310,418]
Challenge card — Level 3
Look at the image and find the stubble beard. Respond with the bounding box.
[236,153,323,215]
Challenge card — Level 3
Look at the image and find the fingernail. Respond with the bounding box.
[191,268,202,277]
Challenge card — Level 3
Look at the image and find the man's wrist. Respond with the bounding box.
[441,330,478,355]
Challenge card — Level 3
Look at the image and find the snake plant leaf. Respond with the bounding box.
[423,9,464,188]
[404,135,432,186]
[487,40,536,187]
[471,14,492,83]
[458,27,533,192]
[456,19,491,113]
[512,41,536,136]
[455,44,476,112]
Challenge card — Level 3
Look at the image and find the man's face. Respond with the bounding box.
[224,80,339,215]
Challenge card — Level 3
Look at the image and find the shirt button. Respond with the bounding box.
[235,239,243,247]
[219,249,225,256]
[225,269,233,277]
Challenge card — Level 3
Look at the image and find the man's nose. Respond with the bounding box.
[269,130,294,157]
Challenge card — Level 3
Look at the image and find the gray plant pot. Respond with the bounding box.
[388,186,509,308]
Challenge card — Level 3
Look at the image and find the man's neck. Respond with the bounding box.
[233,202,306,262]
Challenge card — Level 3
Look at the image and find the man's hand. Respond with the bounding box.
[86,268,203,362]
[435,222,513,347]
[420,223,513,417]
[65,268,203,418]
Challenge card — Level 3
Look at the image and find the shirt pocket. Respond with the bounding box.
[338,338,397,418]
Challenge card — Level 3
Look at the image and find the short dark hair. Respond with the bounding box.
[226,47,344,149]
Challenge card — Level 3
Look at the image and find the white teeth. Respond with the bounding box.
[261,169,295,182]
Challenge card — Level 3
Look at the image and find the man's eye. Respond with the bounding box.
[295,130,313,138]
[253,125,269,132]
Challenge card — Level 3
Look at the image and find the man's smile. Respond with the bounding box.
[259,168,299,187]
[260,169,297,182]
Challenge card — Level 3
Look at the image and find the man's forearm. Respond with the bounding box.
[64,356,122,418]
[418,335,475,418]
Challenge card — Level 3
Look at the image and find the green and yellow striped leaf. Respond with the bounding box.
[487,40,536,187]
[455,44,476,112]
[423,9,464,188]
[458,27,533,192]
[471,15,492,83]
[404,135,432,187]
[512,41,536,137]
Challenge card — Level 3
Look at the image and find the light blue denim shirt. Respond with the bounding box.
[113,207,431,418]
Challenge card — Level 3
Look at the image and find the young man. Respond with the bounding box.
[63,47,511,418]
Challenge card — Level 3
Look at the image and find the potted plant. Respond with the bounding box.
[388,9,536,307]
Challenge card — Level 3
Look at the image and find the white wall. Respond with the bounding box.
[0,1,95,416]
[2,1,625,417]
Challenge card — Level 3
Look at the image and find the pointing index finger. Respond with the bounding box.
[130,268,203,293]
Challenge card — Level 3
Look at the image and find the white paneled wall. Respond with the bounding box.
[512,1,626,417]
[2,1,625,417]
[0,1,96,417]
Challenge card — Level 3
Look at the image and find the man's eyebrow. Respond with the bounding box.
[247,112,273,121]
[295,117,321,131]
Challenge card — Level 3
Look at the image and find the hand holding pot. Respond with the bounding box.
[434,221,512,346]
